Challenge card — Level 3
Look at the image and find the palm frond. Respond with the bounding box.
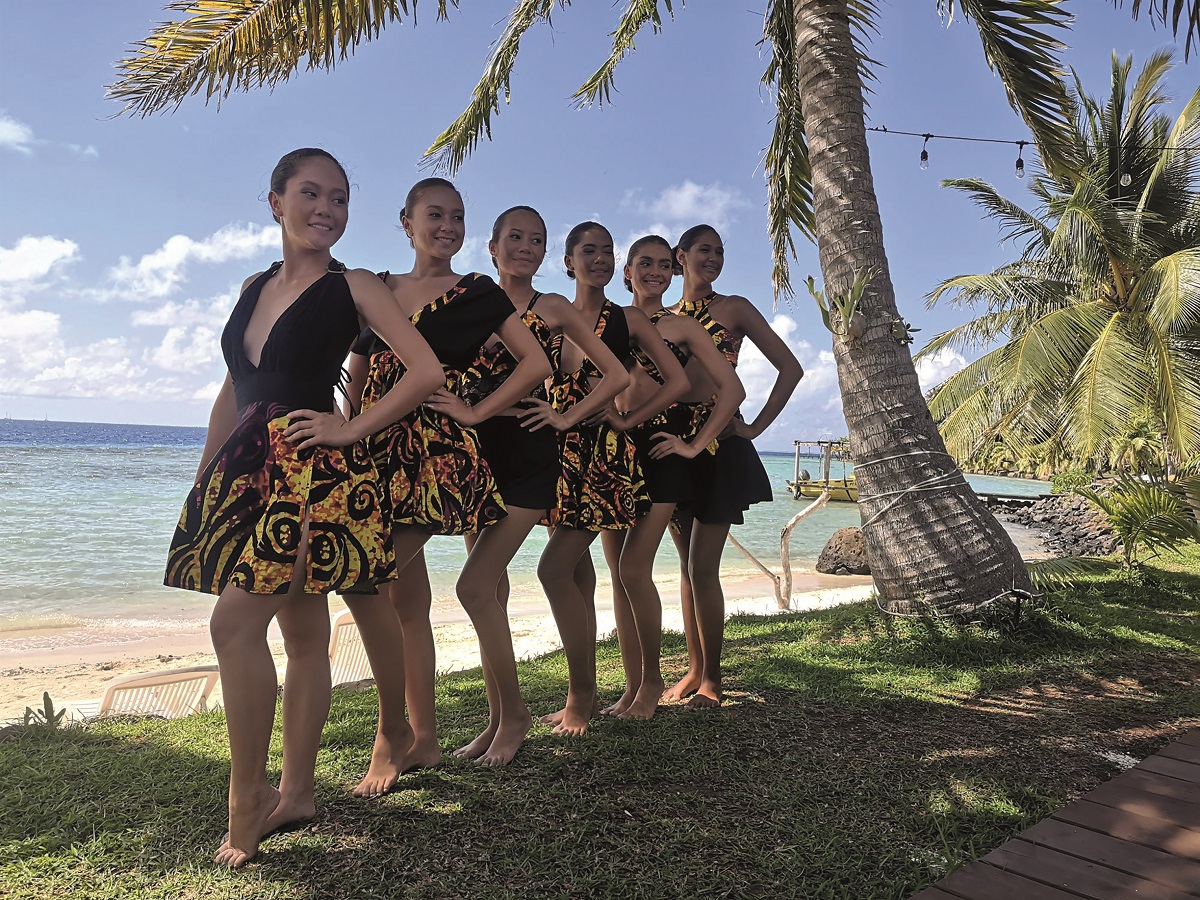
[1025,555,1121,589]
[915,310,1018,359]
[941,177,1054,255]
[1112,1,1200,61]
[421,0,563,174]
[572,1,675,108]
[1144,326,1200,460]
[954,0,1078,175]
[1139,246,1200,330]
[109,0,426,116]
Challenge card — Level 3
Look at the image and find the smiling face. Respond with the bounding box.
[268,155,349,250]
[677,227,724,284]
[491,207,548,278]
[624,237,674,299]
[565,226,615,289]
[403,184,465,260]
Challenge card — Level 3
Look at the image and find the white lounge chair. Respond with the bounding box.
[64,665,220,721]
[328,609,373,687]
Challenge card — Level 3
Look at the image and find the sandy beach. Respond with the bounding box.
[0,570,873,722]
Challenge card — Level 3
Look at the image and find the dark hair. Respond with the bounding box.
[623,234,673,293]
[269,148,349,223]
[489,205,548,269]
[403,177,460,219]
[673,223,721,275]
[563,220,612,280]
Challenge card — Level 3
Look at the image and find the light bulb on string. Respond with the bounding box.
[920,134,930,171]
[1120,172,1132,187]
[1015,141,1026,178]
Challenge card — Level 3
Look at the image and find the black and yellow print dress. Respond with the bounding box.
[460,292,559,511]
[354,273,512,535]
[547,300,650,530]
[626,307,695,505]
[165,261,390,595]
[674,292,773,526]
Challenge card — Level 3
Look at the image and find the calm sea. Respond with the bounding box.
[0,418,1050,635]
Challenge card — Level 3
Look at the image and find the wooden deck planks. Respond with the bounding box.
[909,730,1200,899]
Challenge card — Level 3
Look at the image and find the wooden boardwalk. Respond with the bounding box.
[913,729,1200,899]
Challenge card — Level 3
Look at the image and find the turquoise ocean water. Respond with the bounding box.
[0,418,1050,636]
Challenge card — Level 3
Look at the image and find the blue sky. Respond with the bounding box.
[0,2,1193,450]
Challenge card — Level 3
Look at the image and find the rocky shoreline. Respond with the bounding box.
[992,492,1119,558]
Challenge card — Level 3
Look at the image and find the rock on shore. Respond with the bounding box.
[995,492,1119,557]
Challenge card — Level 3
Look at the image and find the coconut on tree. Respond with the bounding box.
[108,0,1200,614]
[920,52,1200,479]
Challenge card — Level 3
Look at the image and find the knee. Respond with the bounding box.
[688,558,721,589]
[209,607,259,656]
[537,557,570,595]
[455,576,492,616]
[280,622,330,660]
[618,557,651,595]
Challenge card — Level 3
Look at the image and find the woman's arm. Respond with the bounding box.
[607,307,689,431]
[650,316,745,459]
[285,269,444,449]
[723,295,803,439]
[342,351,370,419]
[423,311,551,425]
[196,372,238,479]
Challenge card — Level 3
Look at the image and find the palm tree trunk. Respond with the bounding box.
[793,0,1033,614]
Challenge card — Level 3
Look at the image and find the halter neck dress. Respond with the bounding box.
[164,261,391,595]
[546,299,650,530]
[627,307,694,505]
[353,272,513,536]
[460,291,559,510]
[674,292,773,525]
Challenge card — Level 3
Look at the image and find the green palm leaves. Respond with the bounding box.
[921,52,1200,471]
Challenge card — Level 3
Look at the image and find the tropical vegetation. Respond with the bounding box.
[3,547,1199,898]
[921,52,1200,477]
[106,0,1200,614]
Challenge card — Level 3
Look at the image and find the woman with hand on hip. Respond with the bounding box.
[165,148,443,867]
[664,223,803,709]
[599,234,743,720]
[342,178,549,794]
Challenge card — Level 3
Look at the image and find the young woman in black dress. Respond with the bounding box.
[599,235,744,720]
[165,149,443,866]
[342,179,549,794]
[441,205,628,765]
[526,221,688,736]
[664,224,803,709]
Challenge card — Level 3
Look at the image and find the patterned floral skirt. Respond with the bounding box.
[164,401,392,596]
[361,349,505,536]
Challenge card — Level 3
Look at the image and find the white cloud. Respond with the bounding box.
[625,181,751,234]
[146,325,220,372]
[914,346,966,391]
[131,285,240,328]
[0,235,79,284]
[457,235,489,271]
[0,114,35,155]
[109,222,279,299]
[67,143,98,158]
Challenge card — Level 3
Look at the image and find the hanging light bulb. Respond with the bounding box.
[920,135,930,171]
[1015,141,1026,178]
[1120,172,1133,187]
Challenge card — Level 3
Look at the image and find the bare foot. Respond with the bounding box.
[477,709,533,767]
[396,737,441,772]
[551,692,596,737]
[618,678,665,721]
[661,672,701,703]
[214,784,279,868]
[684,680,722,710]
[600,689,636,718]
[541,698,599,726]
[352,726,414,798]
[453,721,498,760]
[220,793,315,850]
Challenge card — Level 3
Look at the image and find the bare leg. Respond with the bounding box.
[662,511,703,702]
[536,526,600,736]
[451,531,500,761]
[615,503,674,720]
[264,593,332,831]
[599,528,639,717]
[455,508,541,765]
[391,545,442,768]
[343,527,429,796]
[685,521,730,709]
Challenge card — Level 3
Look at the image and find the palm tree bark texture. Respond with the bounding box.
[794,0,1033,614]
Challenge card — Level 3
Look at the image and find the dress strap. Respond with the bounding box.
[527,290,543,312]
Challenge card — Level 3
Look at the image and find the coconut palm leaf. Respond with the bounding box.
[108,0,433,116]
[571,1,676,108]
[422,0,561,175]
[1025,556,1121,590]
[1062,313,1154,455]
[941,178,1054,256]
[1144,326,1200,459]
[1113,1,1200,61]
[1140,247,1200,330]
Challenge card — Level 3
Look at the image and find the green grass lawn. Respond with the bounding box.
[3,546,1198,900]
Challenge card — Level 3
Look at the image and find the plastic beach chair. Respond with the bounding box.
[64,665,220,721]
[328,609,373,687]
